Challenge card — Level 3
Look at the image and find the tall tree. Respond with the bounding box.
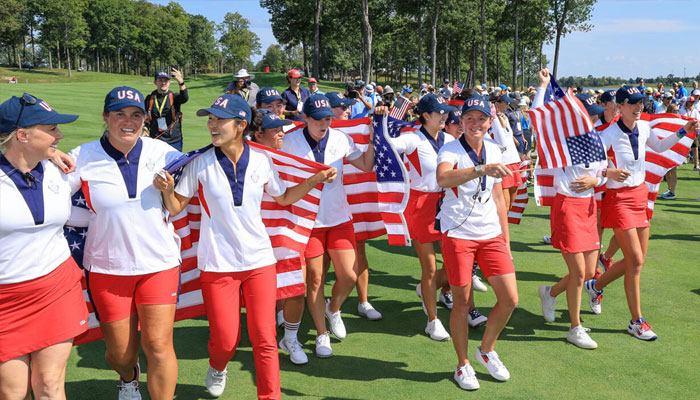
[218,12,261,72]
[360,0,372,83]
[312,0,322,78]
[429,0,440,87]
[549,0,595,78]
[188,14,216,76]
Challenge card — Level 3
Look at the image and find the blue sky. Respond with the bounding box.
[154,0,699,79]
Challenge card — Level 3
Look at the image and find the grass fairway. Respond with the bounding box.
[3,70,698,398]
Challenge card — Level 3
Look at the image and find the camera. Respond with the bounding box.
[345,81,358,99]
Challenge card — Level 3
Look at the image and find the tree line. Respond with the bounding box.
[0,0,260,78]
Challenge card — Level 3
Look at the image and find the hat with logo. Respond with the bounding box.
[616,85,645,104]
[308,78,318,84]
[303,94,335,120]
[287,69,302,79]
[259,110,293,130]
[325,92,356,108]
[461,95,492,117]
[497,94,515,104]
[575,93,606,117]
[104,86,146,112]
[599,90,617,103]
[196,94,251,124]
[417,94,454,115]
[1,93,78,133]
[256,87,284,105]
[154,70,169,80]
[446,108,462,125]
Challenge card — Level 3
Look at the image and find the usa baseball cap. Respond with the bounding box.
[575,93,606,116]
[497,94,515,104]
[446,108,463,125]
[599,90,616,103]
[325,92,356,108]
[616,85,645,104]
[259,110,293,130]
[1,93,78,133]
[417,94,454,115]
[196,94,251,124]
[303,94,335,120]
[104,87,145,112]
[256,87,284,105]
[461,95,492,117]
[154,70,169,80]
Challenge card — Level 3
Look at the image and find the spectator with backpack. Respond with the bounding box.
[145,68,189,151]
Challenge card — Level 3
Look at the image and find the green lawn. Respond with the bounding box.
[3,70,698,398]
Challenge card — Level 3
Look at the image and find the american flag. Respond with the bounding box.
[67,142,328,345]
[286,117,412,245]
[507,181,529,224]
[451,81,464,97]
[389,96,411,120]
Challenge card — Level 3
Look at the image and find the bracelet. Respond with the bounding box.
[676,128,686,138]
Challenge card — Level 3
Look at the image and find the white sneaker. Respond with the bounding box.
[538,285,557,323]
[315,333,332,358]
[467,309,488,328]
[475,346,510,381]
[325,300,347,340]
[425,319,450,341]
[567,326,598,349]
[438,291,454,309]
[472,275,488,292]
[584,279,603,315]
[118,363,141,400]
[628,318,658,341]
[543,235,552,244]
[279,337,309,365]
[416,283,428,316]
[358,302,382,320]
[205,366,227,397]
[276,310,285,328]
[454,364,480,391]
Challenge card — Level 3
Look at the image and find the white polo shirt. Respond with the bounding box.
[175,143,285,272]
[0,160,71,284]
[437,138,504,240]
[281,127,362,228]
[599,120,681,190]
[389,127,454,193]
[553,162,607,198]
[68,136,182,275]
[491,115,521,165]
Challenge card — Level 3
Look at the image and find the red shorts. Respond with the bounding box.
[600,184,650,230]
[86,266,180,323]
[551,194,600,254]
[441,234,515,287]
[304,221,357,259]
[501,163,524,189]
[405,190,442,243]
[0,258,88,363]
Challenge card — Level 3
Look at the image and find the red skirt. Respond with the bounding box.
[0,257,88,362]
[501,162,524,189]
[600,184,650,230]
[551,194,600,254]
[405,190,442,243]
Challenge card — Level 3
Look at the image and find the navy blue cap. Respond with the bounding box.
[446,109,462,125]
[303,94,334,120]
[256,87,284,105]
[104,87,146,112]
[461,95,492,117]
[0,94,78,133]
[154,70,169,80]
[417,94,454,115]
[325,92,356,108]
[575,93,606,116]
[196,94,251,124]
[616,85,645,105]
[599,90,617,103]
[260,111,293,130]
[497,94,515,104]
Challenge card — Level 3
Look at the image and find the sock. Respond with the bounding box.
[284,320,301,342]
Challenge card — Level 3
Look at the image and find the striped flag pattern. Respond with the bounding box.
[507,181,529,224]
[389,96,411,120]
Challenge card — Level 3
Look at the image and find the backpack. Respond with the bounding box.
[147,92,180,137]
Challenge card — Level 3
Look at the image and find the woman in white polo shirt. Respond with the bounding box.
[68,87,183,400]
[435,95,518,390]
[583,85,697,341]
[491,94,524,212]
[281,94,375,358]
[156,94,335,399]
[0,94,87,400]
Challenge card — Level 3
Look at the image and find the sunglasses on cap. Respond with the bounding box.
[14,93,38,131]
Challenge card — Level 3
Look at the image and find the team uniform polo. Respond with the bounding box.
[0,159,87,362]
[436,138,514,286]
[68,136,182,274]
[491,114,523,189]
[390,127,454,242]
[599,119,682,229]
[174,143,286,272]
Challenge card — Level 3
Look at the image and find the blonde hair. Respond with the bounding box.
[0,129,17,150]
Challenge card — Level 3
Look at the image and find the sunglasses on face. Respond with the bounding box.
[14,93,38,131]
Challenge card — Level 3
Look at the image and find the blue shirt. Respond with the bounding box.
[350,95,373,119]
[282,86,311,121]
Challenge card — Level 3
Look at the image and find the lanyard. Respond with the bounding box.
[154,94,168,117]
[459,135,486,191]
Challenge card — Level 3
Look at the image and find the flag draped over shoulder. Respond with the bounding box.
[67,142,329,345]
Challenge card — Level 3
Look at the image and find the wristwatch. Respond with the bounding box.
[474,165,483,177]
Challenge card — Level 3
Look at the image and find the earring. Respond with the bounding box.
[23,139,29,143]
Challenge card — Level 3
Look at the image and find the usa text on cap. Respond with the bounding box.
[325,92,356,108]
[197,94,251,124]
[256,87,284,105]
[575,93,606,117]
[461,95,491,117]
[259,110,293,130]
[303,94,335,120]
[104,87,145,112]
[417,94,454,115]
[599,90,616,103]
[154,70,169,80]
[616,85,645,104]
[1,93,78,133]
